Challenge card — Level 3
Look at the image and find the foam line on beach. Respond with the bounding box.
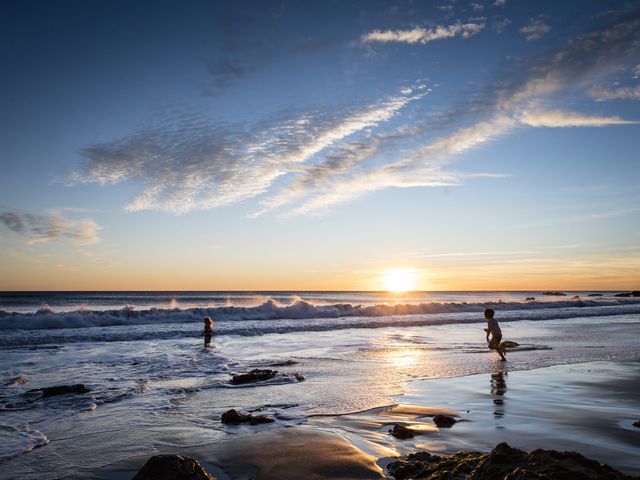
[0,305,638,347]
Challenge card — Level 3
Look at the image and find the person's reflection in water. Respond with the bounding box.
[490,371,507,420]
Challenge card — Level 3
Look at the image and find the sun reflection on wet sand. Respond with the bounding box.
[384,347,423,369]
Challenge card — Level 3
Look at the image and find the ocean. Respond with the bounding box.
[1,291,639,478]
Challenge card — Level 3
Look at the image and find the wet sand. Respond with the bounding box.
[98,360,640,479]
[316,360,640,474]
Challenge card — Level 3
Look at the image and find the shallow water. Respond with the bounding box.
[0,292,639,478]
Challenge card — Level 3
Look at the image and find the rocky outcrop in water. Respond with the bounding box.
[615,291,640,297]
[633,419,640,428]
[231,369,277,385]
[542,291,567,296]
[132,454,216,480]
[28,384,89,398]
[390,424,415,439]
[221,408,274,425]
[387,442,638,480]
[433,414,456,428]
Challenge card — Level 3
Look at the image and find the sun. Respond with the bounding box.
[381,268,419,292]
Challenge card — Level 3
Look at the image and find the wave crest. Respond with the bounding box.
[1,297,639,330]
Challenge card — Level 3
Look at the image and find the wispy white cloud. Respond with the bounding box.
[282,115,515,216]
[494,0,507,6]
[590,85,640,100]
[416,249,533,258]
[493,18,511,33]
[269,12,640,215]
[72,86,426,214]
[519,109,637,127]
[0,211,101,246]
[252,139,384,217]
[70,7,640,218]
[361,22,485,45]
[520,18,550,41]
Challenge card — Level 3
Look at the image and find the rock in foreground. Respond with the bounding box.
[133,454,216,480]
[230,369,277,385]
[390,424,415,439]
[28,384,89,398]
[221,408,274,425]
[387,442,638,480]
[433,414,456,428]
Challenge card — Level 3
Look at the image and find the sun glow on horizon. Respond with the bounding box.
[381,268,419,292]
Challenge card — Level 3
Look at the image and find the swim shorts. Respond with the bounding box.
[488,335,502,350]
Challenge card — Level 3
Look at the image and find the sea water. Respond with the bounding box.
[0,291,639,479]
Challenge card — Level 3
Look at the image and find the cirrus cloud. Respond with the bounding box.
[519,109,638,127]
[590,85,640,101]
[69,7,640,218]
[0,211,102,246]
[361,22,485,45]
[519,18,550,41]
[72,86,428,214]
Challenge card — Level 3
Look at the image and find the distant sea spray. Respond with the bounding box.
[1,297,639,332]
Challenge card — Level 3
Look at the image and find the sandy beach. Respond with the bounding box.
[97,360,640,479]
[2,292,640,479]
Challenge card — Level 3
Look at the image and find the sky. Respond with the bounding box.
[1,0,639,291]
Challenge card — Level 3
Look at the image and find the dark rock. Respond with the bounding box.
[433,414,456,428]
[588,293,603,297]
[221,408,274,425]
[293,373,305,382]
[633,419,640,428]
[542,291,567,296]
[389,424,415,439]
[132,454,216,480]
[28,384,89,398]
[615,292,632,297]
[388,450,481,480]
[524,297,535,301]
[571,295,581,299]
[230,369,277,385]
[386,442,638,480]
[633,291,640,297]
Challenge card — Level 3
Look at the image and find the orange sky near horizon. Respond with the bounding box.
[2,247,638,291]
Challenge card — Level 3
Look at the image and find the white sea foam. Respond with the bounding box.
[4,375,27,387]
[1,297,639,332]
[0,425,49,461]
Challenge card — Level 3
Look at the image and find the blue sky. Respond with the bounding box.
[1,0,639,290]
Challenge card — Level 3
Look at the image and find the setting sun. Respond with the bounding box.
[381,268,419,292]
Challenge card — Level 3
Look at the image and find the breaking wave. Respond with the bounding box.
[0,297,639,331]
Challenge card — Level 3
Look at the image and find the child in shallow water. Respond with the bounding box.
[484,308,506,361]
[202,317,213,348]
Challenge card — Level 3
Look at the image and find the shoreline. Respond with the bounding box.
[97,359,640,479]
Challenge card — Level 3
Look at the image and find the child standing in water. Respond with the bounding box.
[484,308,506,361]
[203,317,213,348]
